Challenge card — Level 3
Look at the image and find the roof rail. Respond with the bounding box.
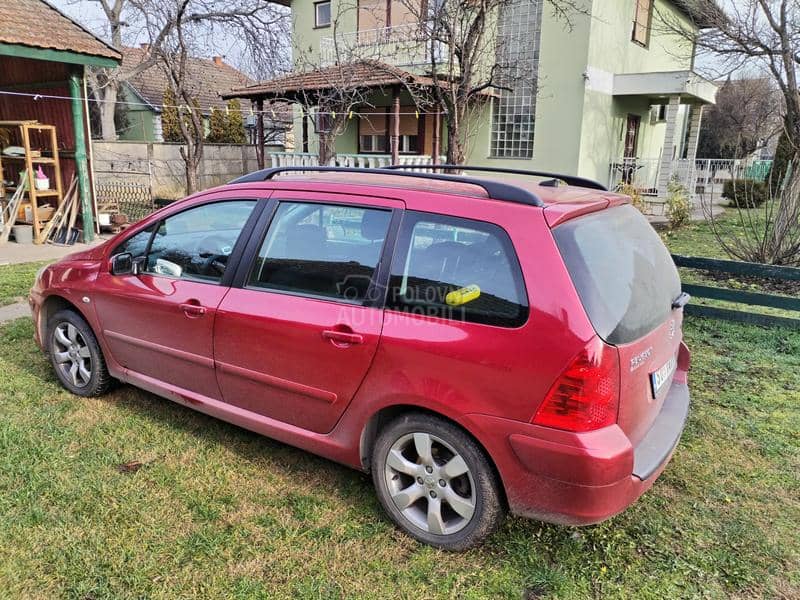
[384,164,608,191]
[230,166,545,207]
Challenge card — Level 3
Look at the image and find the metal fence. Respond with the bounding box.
[609,158,774,197]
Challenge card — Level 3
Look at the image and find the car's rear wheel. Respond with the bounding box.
[371,413,505,550]
[48,309,111,397]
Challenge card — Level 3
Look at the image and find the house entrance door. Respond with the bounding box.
[623,114,641,184]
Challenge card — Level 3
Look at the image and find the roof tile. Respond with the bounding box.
[222,60,437,100]
[122,47,255,115]
[0,0,120,60]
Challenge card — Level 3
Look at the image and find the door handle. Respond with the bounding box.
[180,302,206,317]
[322,329,364,346]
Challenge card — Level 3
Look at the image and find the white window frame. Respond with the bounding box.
[315,1,332,27]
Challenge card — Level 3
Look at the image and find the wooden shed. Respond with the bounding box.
[0,0,121,242]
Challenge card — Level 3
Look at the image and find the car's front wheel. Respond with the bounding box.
[371,413,505,550]
[48,309,111,397]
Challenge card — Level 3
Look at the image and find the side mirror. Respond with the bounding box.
[110,252,138,276]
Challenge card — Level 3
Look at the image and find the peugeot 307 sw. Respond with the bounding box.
[30,166,691,550]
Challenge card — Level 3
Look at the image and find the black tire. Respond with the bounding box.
[47,309,112,397]
[371,412,505,551]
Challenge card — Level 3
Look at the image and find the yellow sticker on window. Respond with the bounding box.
[445,284,481,306]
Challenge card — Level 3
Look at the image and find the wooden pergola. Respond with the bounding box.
[222,60,443,168]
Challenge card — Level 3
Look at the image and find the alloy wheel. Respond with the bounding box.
[383,432,476,535]
[52,322,92,388]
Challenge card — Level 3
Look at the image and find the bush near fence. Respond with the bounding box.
[722,179,770,207]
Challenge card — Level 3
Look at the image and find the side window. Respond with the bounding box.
[144,200,256,283]
[248,201,392,303]
[111,225,154,260]
[315,0,331,27]
[386,212,529,327]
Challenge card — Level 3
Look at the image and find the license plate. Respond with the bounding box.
[650,355,677,397]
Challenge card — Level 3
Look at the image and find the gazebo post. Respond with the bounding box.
[302,112,310,153]
[255,98,265,169]
[432,105,441,169]
[391,86,400,165]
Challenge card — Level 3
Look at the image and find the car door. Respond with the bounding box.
[93,197,261,399]
[213,191,402,434]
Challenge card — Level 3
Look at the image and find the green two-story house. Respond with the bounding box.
[225,0,717,196]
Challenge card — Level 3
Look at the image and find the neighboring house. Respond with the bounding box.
[225,0,718,196]
[115,46,287,144]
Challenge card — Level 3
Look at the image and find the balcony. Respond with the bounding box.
[319,23,443,68]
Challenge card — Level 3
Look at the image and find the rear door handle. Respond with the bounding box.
[180,302,206,317]
[322,329,364,345]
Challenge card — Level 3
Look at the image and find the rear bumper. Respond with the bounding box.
[465,379,690,525]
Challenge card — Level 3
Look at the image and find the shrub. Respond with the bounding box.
[617,182,646,213]
[666,177,691,229]
[722,179,770,207]
[206,100,246,144]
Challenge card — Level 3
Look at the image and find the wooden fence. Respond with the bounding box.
[672,254,800,329]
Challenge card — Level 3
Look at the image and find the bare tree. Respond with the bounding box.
[72,0,289,144]
[71,0,169,140]
[125,0,287,193]
[697,76,783,159]
[658,0,800,264]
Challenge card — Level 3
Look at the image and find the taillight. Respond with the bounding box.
[532,337,620,432]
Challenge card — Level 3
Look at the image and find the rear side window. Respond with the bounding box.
[553,204,681,344]
[386,212,528,327]
[248,201,392,303]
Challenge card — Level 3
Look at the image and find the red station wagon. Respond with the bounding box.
[30,166,691,550]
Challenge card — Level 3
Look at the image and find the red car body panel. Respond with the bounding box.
[93,274,229,398]
[215,285,385,433]
[30,175,690,526]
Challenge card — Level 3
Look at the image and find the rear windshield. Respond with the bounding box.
[552,205,681,345]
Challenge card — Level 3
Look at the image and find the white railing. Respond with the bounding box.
[608,158,773,198]
[319,23,444,67]
[608,158,663,194]
[269,152,445,169]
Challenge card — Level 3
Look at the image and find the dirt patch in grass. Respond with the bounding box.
[692,268,800,296]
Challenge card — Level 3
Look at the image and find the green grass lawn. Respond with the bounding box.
[0,261,48,306]
[0,223,798,598]
[659,203,787,260]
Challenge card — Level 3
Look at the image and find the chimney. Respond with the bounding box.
[213,56,223,66]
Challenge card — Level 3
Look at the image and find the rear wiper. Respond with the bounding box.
[672,292,691,309]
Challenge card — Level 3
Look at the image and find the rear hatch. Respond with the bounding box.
[552,204,684,446]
